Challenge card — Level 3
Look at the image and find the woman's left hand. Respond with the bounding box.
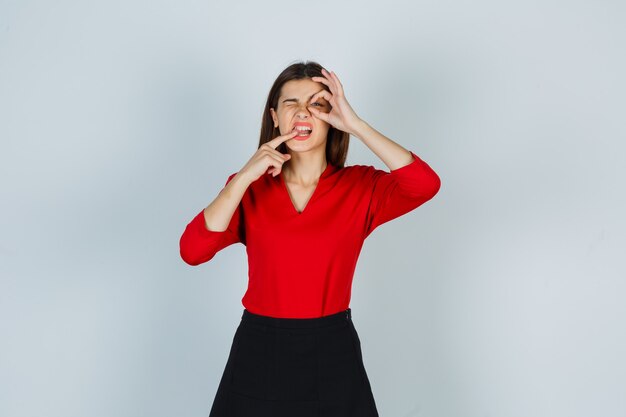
[309,68,362,135]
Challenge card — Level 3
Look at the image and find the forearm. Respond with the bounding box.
[351,119,415,171]
[203,171,252,232]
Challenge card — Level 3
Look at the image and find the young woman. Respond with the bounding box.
[179,61,441,416]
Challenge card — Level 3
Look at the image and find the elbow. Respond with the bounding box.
[180,247,200,266]
[180,252,201,266]
[180,250,215,266]
[179,240,215,266]
[395,157,442,201]
[401,171,441,201]
[426,172,441,199]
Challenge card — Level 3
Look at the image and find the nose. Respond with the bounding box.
[295,102,313,118]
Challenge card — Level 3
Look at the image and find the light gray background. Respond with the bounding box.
[1,1,625,416]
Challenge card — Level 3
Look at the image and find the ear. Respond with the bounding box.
[270,108,278,127]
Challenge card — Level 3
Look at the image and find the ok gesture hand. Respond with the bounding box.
[308,68,362,136]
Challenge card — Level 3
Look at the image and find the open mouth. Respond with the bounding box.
[292,126,313,137]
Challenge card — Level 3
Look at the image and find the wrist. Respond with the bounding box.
[232,170,255,188]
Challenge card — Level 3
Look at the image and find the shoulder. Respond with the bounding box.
[330,164,386,194]
[339,163,386,181]
[339,162,375,173]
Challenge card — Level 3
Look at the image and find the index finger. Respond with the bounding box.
[310,89,332,104]
[265,129,298,149]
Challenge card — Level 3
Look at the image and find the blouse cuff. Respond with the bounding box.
[388,150,441,198]
[193,209,227,241]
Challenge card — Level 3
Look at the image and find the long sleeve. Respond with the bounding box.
[364,150,441,238]
[179,173,246,266]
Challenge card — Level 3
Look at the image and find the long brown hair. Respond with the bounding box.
[258,61,350,168]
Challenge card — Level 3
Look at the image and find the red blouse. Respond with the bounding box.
[179,150,441,318]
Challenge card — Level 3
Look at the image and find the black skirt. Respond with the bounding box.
[208,308,379,417]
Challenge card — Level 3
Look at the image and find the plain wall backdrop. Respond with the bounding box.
[1,1,625,416]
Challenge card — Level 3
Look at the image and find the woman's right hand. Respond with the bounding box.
[239,130,298,182]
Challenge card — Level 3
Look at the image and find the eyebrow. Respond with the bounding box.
[281,90,325,104]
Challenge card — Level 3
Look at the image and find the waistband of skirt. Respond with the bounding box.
[241,308,352,329]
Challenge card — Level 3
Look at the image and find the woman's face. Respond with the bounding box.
[270,78,332,153]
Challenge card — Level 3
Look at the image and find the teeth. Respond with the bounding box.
[295,126,312,131]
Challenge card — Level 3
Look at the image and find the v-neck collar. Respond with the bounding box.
[279,162,334,215]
